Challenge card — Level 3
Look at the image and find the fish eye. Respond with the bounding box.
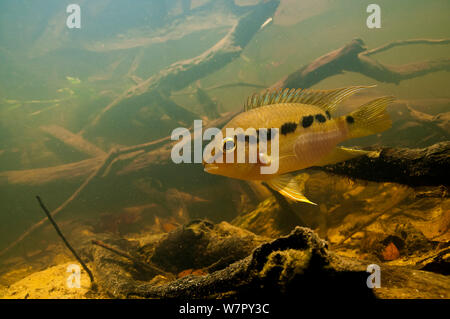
[222,137,236,152]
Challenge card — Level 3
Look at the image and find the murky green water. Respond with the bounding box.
[0,0,448,288]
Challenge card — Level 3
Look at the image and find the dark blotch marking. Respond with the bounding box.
[280,122,297,135]
[315,114,326,123]
[325,110,331,120]
[346,115,355,124]
[243,129,277,143]
[264,129,277,141]
[301,115,314,128]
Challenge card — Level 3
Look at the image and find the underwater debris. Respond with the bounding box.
[84,224,449,299]
[270,38,450,89]
[148,220,268,274]
[80,0,281,135]
[91,239,173,280]
[0,112,237,258]
[0,0,448,302]
[321,141,450,187]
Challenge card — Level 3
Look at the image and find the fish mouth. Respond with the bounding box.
[203,163,219,173]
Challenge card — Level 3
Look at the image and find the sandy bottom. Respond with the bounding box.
[0,262,101,299]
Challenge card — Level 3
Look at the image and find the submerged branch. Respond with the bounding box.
[270,37,450,89]
[79,0,280,135]
[91,239,174,279]
[36,196,95,287]
[320,141,450,187]
[363,38,450,56]
[0,113,237,258]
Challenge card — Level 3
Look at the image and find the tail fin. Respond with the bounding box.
[346,96,394,139]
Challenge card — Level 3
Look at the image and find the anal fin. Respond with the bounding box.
[266,173,316,205]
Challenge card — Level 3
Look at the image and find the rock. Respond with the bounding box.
[146,220,269,273]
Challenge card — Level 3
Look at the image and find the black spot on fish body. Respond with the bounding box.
[243,129,277,144]
[326,110,331,120]
[280,122,297,135]
[264,129,277,141]
[346,115,355,124]
[315,114,326,123]
[301,115,314,128]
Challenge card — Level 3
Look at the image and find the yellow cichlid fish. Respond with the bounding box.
[203,86,394,204]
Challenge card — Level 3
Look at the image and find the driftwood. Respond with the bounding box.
[88,224,450,299]
[0,113,237,257]
[89,224,363,298]
[270,38,450,89]
[0,137,447,258]
[80,0,280,135]
[91,239,173,280]
[321,141,450,187]
[0,3,279,255]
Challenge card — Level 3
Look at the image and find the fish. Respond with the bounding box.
[203,86,394,205]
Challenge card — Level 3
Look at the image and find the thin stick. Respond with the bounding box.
[91,239,174,279]
[36,196,95,285]
[363,38,450,56]
[0,154,110,258]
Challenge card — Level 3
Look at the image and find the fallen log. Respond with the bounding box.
[320,141,450,187]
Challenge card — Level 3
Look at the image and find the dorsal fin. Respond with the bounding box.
[244,85,374,113]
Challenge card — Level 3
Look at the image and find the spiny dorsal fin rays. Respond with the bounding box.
[244,85,375,113]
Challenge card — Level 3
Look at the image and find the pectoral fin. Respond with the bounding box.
[314,146,373,166]
[266,173,316,205]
